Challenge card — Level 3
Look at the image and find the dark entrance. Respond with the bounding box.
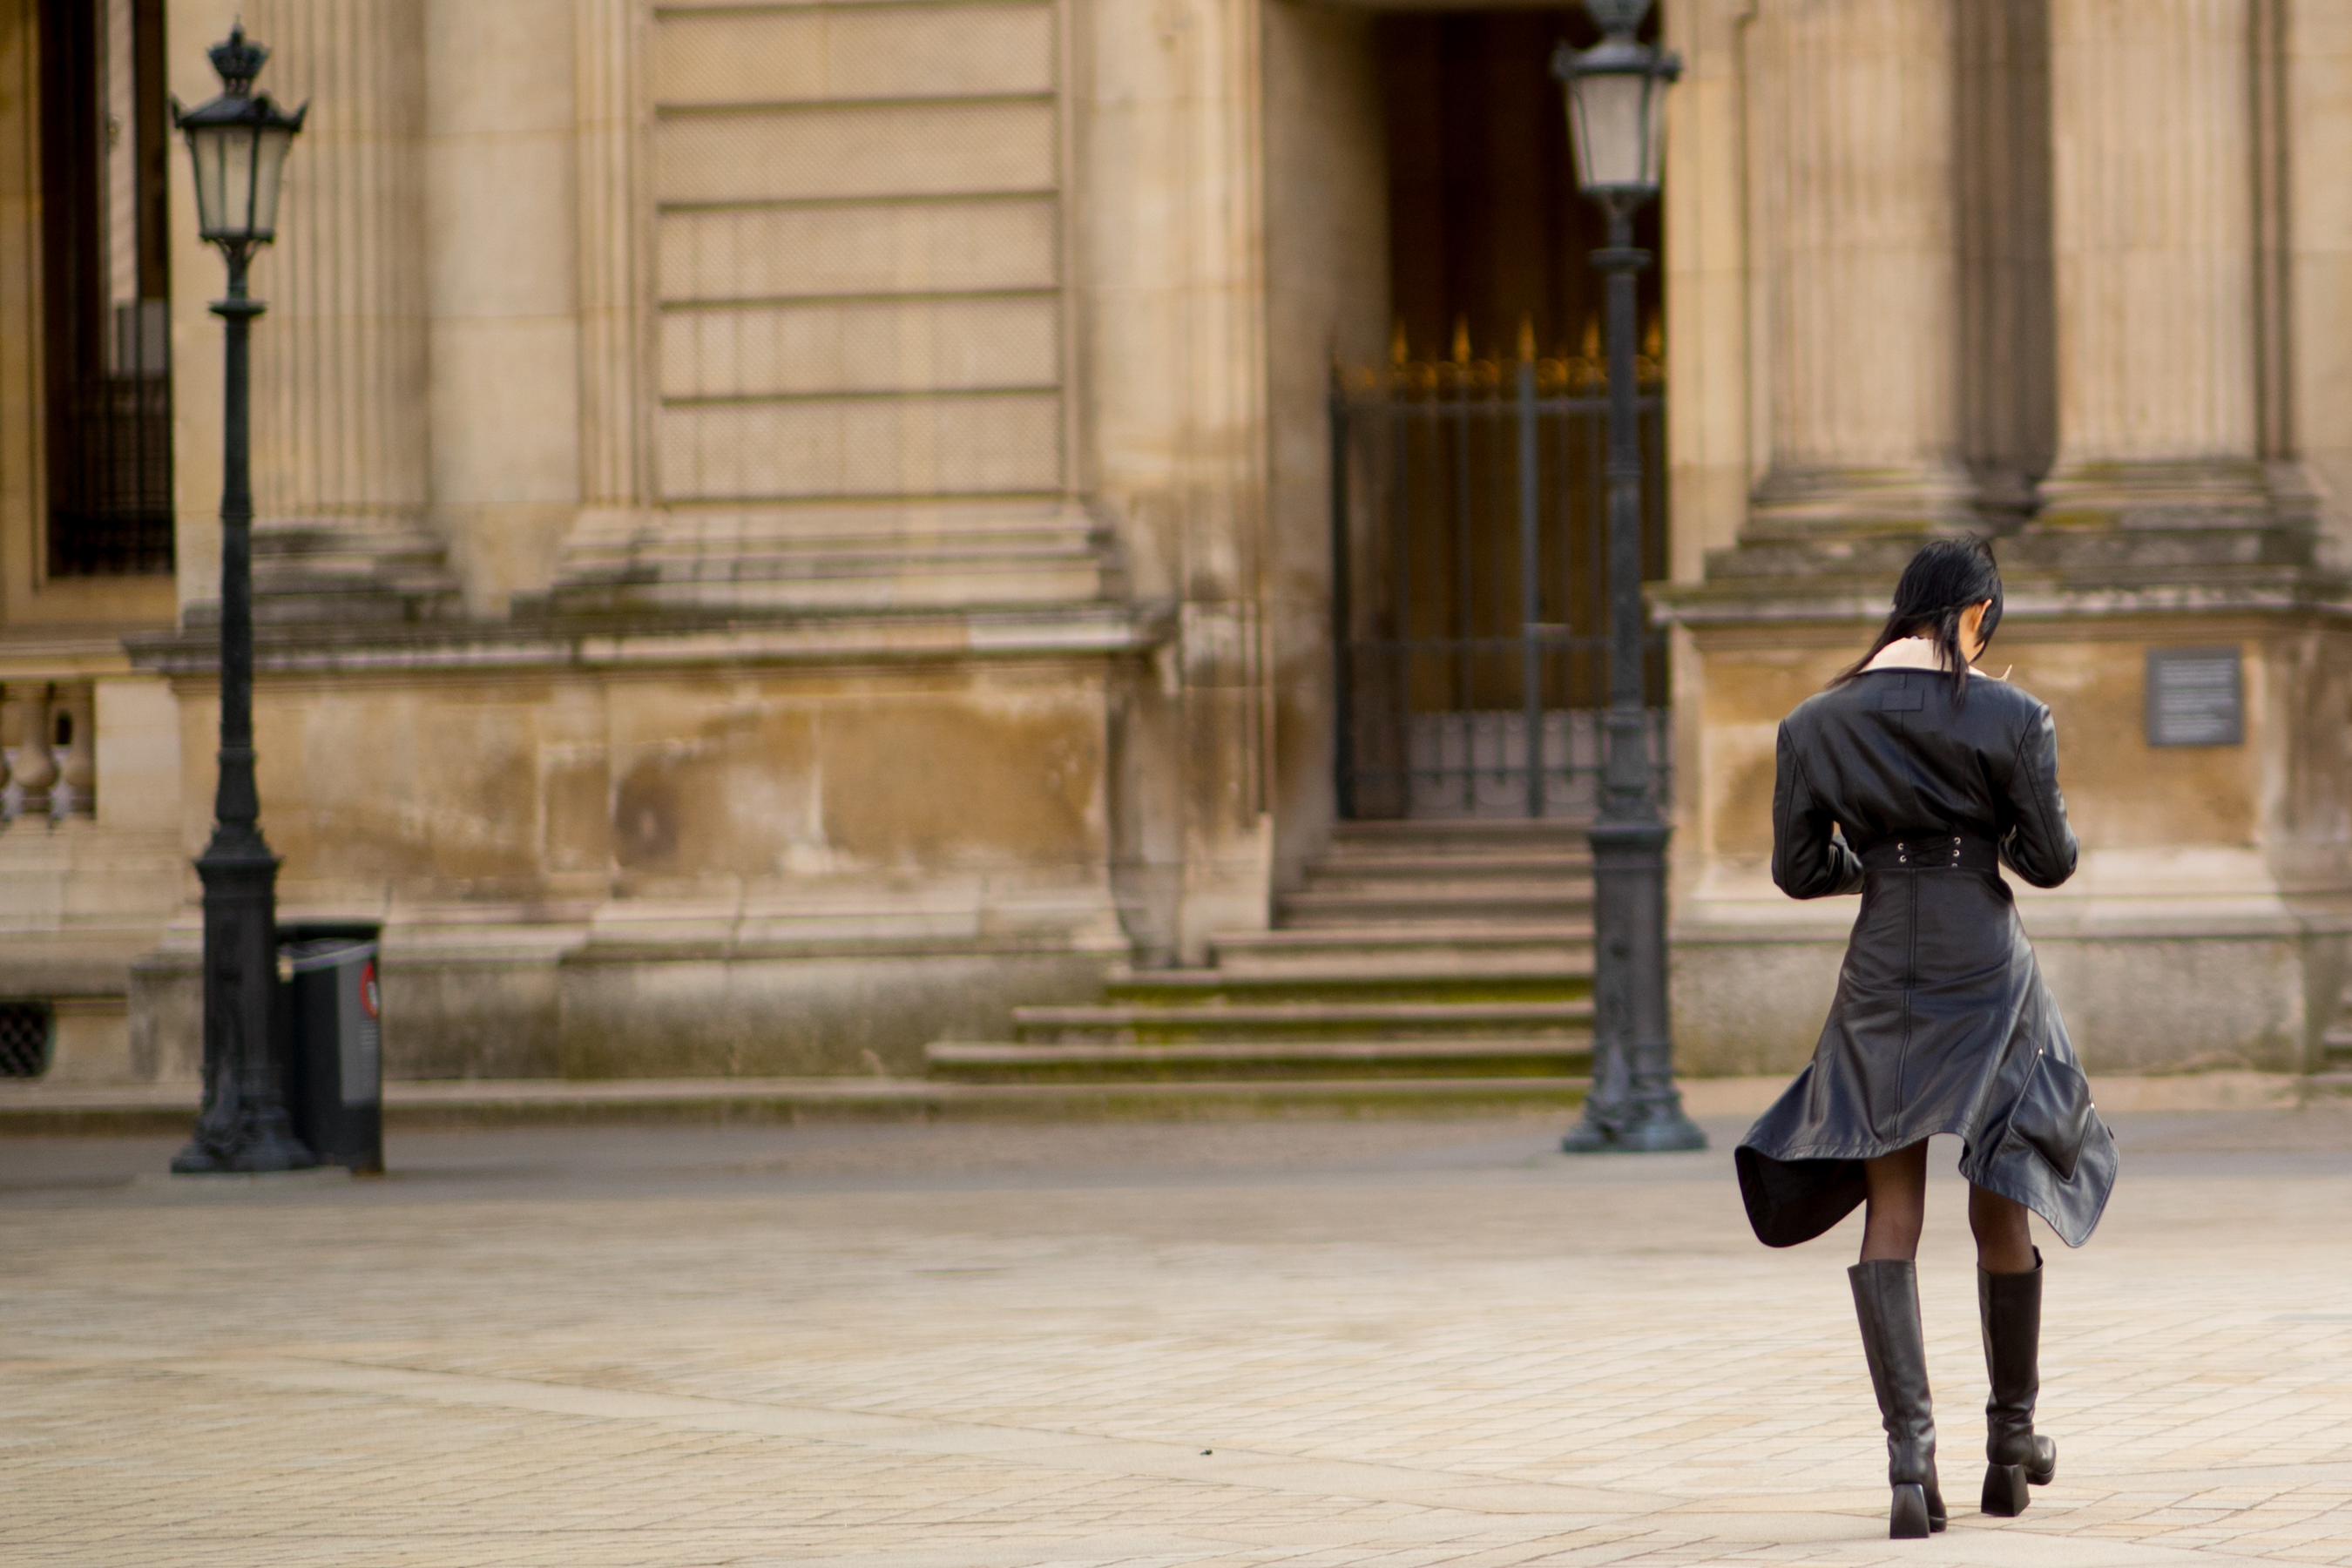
[38,0,174,578]
[1331,10,1668,821]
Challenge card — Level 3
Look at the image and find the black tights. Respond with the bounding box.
[1859,1139,2037,1274]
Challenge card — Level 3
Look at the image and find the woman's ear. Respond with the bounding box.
[1958,600,1994,660]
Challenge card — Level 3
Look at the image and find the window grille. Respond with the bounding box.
[0,1004,53,1079]
[39,0,174,578]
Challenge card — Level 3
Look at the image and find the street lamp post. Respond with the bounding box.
[169,28,312,1174]
[1553,0,1706,1154]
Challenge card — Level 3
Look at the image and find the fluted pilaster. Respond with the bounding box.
[2038,0,2270,526]
[576,0,645,511]
[1748,0,1973,531]
[244,0,426,525]
[237,0,457,620]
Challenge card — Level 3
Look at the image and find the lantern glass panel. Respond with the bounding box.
[190,124,257,240]
[248,125,295,239]
[1641,70,1668,187]
[1567,71,1652,193]
[188,125,251,238]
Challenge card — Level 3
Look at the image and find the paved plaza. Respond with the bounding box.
[10,1107,2352,1567]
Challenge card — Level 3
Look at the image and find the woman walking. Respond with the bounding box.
[1734,537,2118,1540]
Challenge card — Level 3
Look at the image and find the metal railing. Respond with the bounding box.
[1329,336,1669,821]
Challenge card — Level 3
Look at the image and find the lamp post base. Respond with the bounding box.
[175,832,314,1175]
[170,1115,315,1174]
[1565,812,1708,1156]
[1561,1108,1707,1154]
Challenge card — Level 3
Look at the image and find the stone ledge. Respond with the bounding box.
[129,598,1177,679]
[0,1075,1589,1132]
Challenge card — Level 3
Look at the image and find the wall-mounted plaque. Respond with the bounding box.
[2146,647,2243,747]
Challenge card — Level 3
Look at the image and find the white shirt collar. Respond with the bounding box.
[1860,635,1989,677]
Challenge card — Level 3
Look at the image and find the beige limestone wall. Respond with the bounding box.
[233,664,1116,912]
[424,0,582,613]
[92,676,183,834]
[1260,1,1384,896]
[138,652,1131,1075]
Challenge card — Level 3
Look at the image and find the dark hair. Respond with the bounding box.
[1835,537,2004,703]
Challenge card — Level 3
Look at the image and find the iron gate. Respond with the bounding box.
[1329,339,1669,820]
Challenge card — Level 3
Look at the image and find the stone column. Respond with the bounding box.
[2038,0,2270,528]
[1748,0,1974,531]
[422,0,583,614]
[1081,0,1274,961]
[235,0,458,621]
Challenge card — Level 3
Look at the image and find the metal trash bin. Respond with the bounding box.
[277,922,383,1173]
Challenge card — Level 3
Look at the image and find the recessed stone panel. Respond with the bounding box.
[653,4,1054,106]
[658,199,1060,302]
[654,101,1056,205]
[658,394,1063,500]
[662,296,1060,399]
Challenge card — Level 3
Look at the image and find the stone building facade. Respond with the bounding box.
[0,0,2345,1084]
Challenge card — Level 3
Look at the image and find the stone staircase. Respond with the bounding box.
[2322,983,2352,1073]
[925,820,1596,1108]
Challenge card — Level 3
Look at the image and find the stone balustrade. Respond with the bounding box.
[0,682,98,824]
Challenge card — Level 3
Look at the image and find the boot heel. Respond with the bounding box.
[1891,1482,1932,1538]
[1981,1462,2030,1517]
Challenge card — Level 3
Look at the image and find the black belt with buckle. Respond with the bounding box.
[1859,832,2001,872]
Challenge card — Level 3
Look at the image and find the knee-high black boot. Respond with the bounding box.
[1850,1260,1946,1538]
[1979,1249,2058,1517]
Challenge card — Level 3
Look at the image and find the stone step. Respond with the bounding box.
[1328,819,1593,849]
[927,1037,1592,1083]
[1314,838,1593,867]
[1105,967,1589,1006]
[1276,885,1591,928]
[1011,997,1595,1044]
[1299,852,1593,889]
[1206,923,1595,977]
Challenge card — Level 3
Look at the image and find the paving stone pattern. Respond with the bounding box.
[8,1112,2352,1565]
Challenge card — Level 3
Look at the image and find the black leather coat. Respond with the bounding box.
[1734,666,2119,1249]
